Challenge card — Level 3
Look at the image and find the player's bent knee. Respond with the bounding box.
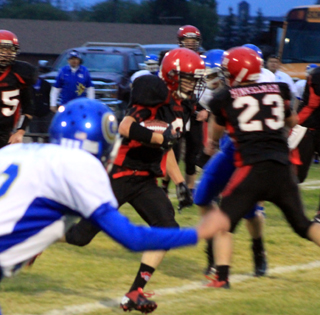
[293,222,313,239]
[65,224,99,246]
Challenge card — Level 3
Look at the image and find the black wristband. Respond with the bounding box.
[17,115,31,130]
[129,121,153,143]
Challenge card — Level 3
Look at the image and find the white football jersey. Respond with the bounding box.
[258,68,276,83]
[294,79,307,100]
[0,143,118,276]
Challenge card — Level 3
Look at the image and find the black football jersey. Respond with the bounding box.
[0,61,37,134]
[298,67,320,129]
[209,82,292,166]
[114,75,195,176]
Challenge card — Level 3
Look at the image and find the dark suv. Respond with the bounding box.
[41,42,145,121]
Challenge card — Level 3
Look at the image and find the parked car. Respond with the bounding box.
[41,42,145,121]
[141,44,179,58]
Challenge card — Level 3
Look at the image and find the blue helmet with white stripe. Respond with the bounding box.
[201,49,224,89]
[242,44,263,59]
[145,54,159,74]
[49,98,118,161]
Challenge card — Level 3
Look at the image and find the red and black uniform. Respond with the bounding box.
[209,82,313,238]
[295,67,320,182]
[65,75,194,245]
[0,61,37,148]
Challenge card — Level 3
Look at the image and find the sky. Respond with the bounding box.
[216,0,318,17]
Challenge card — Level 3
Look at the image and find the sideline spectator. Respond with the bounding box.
[266,54,297,106]
[50,50,95,111]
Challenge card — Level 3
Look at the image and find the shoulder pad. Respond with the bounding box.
[130,75,169,107]
[12,61,38,85]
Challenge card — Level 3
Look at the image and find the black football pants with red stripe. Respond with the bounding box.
[65,172,178,247]
[220,160,312,239]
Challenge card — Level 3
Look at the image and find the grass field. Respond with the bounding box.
[1,163,320,315]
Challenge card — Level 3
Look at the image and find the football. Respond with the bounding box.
[140,120,169,134]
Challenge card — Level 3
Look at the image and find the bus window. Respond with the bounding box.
[279,6,320,80]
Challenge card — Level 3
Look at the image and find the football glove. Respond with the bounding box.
[160,125,180,151]
[176,182,193,213]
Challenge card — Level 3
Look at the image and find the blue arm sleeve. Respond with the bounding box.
[89,203,198,251]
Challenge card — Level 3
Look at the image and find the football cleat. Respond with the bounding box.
[253,250,267,277]
[205,275,230,289]
[203,264,216,280]
[120,288,157,314]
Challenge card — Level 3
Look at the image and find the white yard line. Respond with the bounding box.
[15,260,320,315]
[12,178,320,315]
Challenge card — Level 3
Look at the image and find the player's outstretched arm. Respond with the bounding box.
[90,203,230,251]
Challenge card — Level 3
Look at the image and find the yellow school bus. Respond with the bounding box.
[279,5,320,80]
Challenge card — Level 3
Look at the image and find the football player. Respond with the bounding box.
[63,48,206,313]
[0,98,225,314]
[196,46,320,289]
[0,30,37,148]
[161,25,209,196]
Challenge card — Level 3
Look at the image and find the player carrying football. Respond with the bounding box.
[63,48,206,313]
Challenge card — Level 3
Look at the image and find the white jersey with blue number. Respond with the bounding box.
[0,143,118,277]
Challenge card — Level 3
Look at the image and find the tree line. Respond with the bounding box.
[0,0,268,50]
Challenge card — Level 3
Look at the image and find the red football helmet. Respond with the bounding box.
[221,47,262,86]
[0,30,19,68]
[160,48,205,99]
[177,25,202,52]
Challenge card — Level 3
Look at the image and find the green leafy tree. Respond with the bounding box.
[187,0,218,50]
[81,0,151,23]
[0,1,70,20]
[251,9,265,45]
[236,13,252,46]
[148,0,189,25]
[218,7,238,50]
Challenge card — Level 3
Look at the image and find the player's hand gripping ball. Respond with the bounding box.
[140,120,179,150]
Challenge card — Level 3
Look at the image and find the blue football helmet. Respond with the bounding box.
[145,54,159,74]
[242,44,263,59]
[49,98,118,161]
[306,63,318,75]
[201,49,224,89]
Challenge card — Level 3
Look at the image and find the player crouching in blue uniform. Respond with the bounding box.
[0,98,227,315]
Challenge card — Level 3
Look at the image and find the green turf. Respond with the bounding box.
[0,164,319,315]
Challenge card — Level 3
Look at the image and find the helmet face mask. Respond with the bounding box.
[177,25,202,52]
[49,98,118,163]
[145,54,159,74]
[160,48,205,100]
[0,45,17,68]
[202,49,225,90]
[0,30,19,69]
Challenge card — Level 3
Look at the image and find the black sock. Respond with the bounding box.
[216,265,229,281]
[252,237,264,253]
[129,263,155,292]
[205,238,214,266]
